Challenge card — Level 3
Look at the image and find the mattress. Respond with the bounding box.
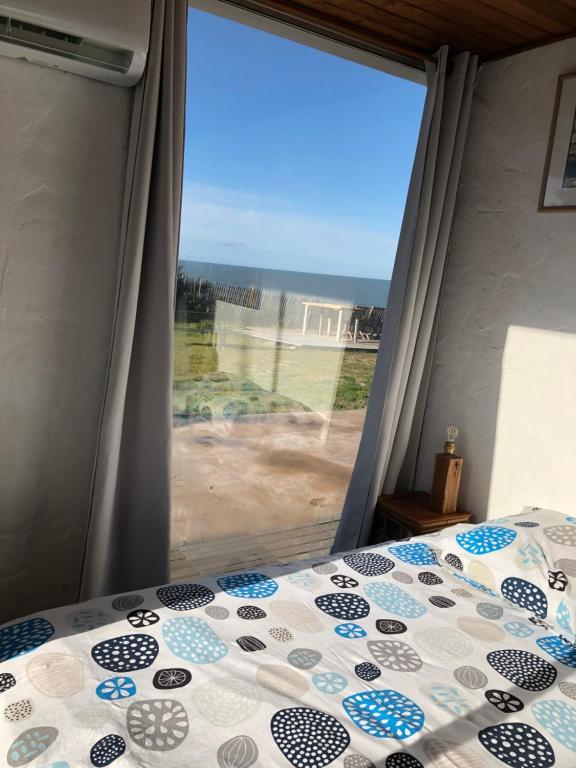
[1,507,576,768]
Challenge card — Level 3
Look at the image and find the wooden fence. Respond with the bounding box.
[175,276,386,337]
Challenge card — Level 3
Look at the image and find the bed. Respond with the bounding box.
[1,508,576,768]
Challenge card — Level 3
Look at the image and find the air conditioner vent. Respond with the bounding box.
[10,17,82,45]
[0,14,133,73]
[0,0,150,86]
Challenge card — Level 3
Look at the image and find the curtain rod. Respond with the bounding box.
[194,0,431,72]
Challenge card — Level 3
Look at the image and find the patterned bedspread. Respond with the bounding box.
[2,508,576,768]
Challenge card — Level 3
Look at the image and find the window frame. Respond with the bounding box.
[189,0,426,86]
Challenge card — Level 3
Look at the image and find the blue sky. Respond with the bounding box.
[180,7,425,280]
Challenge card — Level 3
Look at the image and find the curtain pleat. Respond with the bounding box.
[80,0,187,599]
[333,47,478,552]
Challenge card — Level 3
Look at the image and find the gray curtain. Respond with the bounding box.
[80,0,187,599]
[332,47,478,553]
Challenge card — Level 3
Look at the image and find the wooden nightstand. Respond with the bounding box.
[372,491,472,542]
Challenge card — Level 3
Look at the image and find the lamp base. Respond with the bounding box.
[430,453,462,515]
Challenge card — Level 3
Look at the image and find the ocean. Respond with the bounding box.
[180,260,390,308]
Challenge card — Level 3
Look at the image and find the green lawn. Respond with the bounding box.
[173,321,377,417]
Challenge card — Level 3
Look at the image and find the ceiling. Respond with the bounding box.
[235,0,576,63]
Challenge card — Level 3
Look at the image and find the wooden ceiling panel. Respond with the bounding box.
[301,0,451,49]
[410,0,545,41]
[359,0,502,53]
[536,1,576,27]
[479,0,570,34]
[388,0,527,47]
[239,0,576,62]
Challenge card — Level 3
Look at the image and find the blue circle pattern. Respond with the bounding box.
[456,526,516,555]
[504,621,534,638]
[557,601,573,634]
[343,689,425,739]
[335,623,367,639]
[163,617,228,664]
[287,572,318,590]
[450,571,499,597]
[428,684,471,716]
[536,636,576,668]
[0,618,54,663]
[217,572,278,599]
[516,543,545,566]
[312,672,348,694]
[364,583,427,619]
[96,676,137,701]
[388,543,437,566]
[532,700,576,753]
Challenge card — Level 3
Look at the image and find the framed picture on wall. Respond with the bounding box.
[540,73,576,210]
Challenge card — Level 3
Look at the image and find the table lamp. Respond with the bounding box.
[430,425,463,515]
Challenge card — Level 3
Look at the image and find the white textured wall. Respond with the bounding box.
[0,58,130,621]
[416,39,576,522]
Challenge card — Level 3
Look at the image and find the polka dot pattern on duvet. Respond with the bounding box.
[217,572,278,599]
[89,734,125,766]
[501,577,548,618]
[456,526,516,555]
[91,634,159,672]
[162,618,228,664]
[355,662,381,681]
[364,583,427,619]
[343,689,425,740]
[237,605,267,620]
[478,722,555,768]
[487,649,557,691]
[515,521,540,528]
[536,635,576,667]
[156,583,215,611]
[0,618,54,663]
[388,543,437,566]
[5,506,576,768]
[0,673,16,693]
[343,553,395,577]
[417,571,442,586]
[532,699,576,752]
[314,593,370,621]
[444,553,463,570]
[270,707,350,768]
[385,754,423,768]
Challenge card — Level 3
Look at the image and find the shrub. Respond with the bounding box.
[184,396,200,416]
[199,406,212,422]
[222,400,249,420]
[209,372,229,382]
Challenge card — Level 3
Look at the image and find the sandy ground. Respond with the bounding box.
[171,408,366,546]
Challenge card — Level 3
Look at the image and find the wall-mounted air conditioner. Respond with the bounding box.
[0,0,151,86]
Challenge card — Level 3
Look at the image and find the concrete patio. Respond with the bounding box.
[171,408,365,579]
[242,326,379,350]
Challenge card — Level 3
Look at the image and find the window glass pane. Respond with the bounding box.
[172,7,425,579]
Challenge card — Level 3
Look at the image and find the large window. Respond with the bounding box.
[172,4,425,579]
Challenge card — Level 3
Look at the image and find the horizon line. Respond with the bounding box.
[178,257,392,283]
